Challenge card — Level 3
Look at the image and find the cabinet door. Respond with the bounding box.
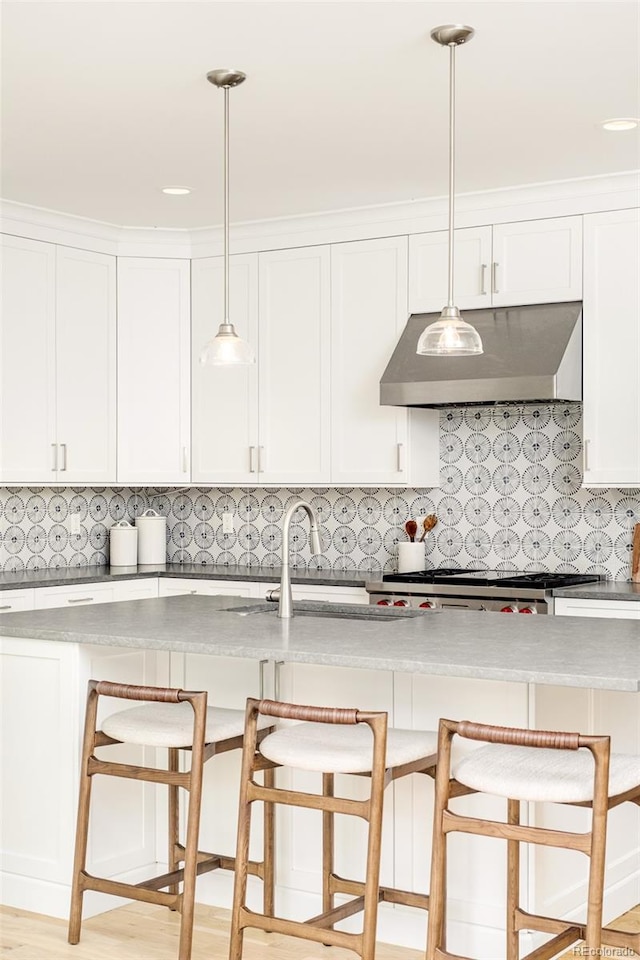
[554,598,640,620]
[331,237,411,485]
[117,258,191,484]
[0,590,35,614]
[582,208,640,486]
[0,235,56,482]
[191,255,259,484]
[491,216,582,306]
[408,226,492,313]
[55,247,116,484]
[258,247,331,484]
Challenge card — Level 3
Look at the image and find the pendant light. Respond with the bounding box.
[200,69,255,366]
[416,25,483,357]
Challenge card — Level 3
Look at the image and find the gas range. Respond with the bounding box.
[365,569,602,615]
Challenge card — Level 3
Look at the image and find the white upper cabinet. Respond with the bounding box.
[409,216,582,313]
[55,246,116,483]
[0,235,115,484]
[258,246,331,484]
[191,254,259,485]
[1,235,57,482]
[582,208,640,487]
[408,226,492,313]
[117,258,191,484]
[331,236,438,486]
[491,216,582,306]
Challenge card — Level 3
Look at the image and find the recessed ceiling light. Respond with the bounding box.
[601,118,638,131]
[161,186,192,195]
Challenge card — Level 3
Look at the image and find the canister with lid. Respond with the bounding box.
[135,509,167,564]
[109,520,138,567]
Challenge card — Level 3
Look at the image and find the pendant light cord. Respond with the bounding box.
[223,85,230,323]
[447,41,456,309]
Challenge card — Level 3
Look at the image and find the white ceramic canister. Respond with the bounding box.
[109,520,138,567]
[397,541,426,574]
[135,509,168,564]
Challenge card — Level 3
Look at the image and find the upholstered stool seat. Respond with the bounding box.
[453,743,640,803]
[426,719,640,960]
[69,681,274,960]
[260,720,439,774]
[102,702,273,748]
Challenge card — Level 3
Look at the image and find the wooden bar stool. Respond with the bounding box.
[427,718,640,960]
[229,697,439,960]
[68,680,275,960]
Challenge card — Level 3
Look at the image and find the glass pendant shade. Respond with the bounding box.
[202,69,255,366]
[200,322,255,365]
[416,25,483,358]
[416,306,483,356]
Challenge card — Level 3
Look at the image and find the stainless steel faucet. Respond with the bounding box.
[265,499,322,618]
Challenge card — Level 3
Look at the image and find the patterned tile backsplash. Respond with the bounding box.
[1,405,638,580]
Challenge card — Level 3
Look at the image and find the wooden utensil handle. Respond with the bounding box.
[632,523,640,583]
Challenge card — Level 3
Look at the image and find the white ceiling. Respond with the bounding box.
[1,1,639,229]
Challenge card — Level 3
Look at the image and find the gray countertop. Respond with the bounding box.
[1,594,638,692]
[0,562,370,591]
[1,563,639,602]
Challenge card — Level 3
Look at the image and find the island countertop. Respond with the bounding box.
[1,594,639,692]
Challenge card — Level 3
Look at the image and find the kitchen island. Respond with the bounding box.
[1,595,639,956]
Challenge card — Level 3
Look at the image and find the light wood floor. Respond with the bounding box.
[1,901,639,960]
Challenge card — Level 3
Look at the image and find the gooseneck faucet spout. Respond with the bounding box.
[265,499,322,619]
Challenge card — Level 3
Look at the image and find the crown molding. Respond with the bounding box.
[2,171,639,259]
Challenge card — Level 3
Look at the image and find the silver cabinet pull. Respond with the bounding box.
[491,262,499,294]
[182,446,188,473]
[259,659,268,699]
[67,596,94,604]
[258,446,264,474]
[52,443,58,472]
[0,605,13,611]
[60,443,67,471]
[397,442,405,473]
[480,263,488,295]
[249,446,257,473]
[584,438,591,471]
[274,660,284,701]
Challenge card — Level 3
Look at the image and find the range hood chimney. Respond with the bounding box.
[380,302,582,407]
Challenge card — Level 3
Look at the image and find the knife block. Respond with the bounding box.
[632,523,640,583]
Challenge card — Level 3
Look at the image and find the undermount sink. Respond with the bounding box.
[227,601,425,621]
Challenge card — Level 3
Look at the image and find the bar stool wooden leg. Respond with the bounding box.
[168,747,180,906]
[178,696,207,960]
[506,798,520,960]
[426,722,453,960]
[68,684,99,946]
[585,739,609,953]
[229,703,260,960]
[361,715,387,960]
[263,764,275,918]
[322,772,335,918]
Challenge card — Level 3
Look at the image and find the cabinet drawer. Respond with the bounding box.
[33,579,157,609]
[0,589,36,614]
[158,578,253,598]
[554,598,640,620]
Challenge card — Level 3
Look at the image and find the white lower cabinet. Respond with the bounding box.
[33,579,158,610]
[582,208,640,487]
[158,578,252,598]
[0,636,162,918]
[0,589,35,614]
[554,597,640,619]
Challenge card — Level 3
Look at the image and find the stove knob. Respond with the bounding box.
[376,599,392,606]
[393,599,410,607]
[519,606,537,614]
[419,601,435,609]
[500,605,518,613]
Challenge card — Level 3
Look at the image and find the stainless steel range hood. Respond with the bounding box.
[380,302,582,407]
